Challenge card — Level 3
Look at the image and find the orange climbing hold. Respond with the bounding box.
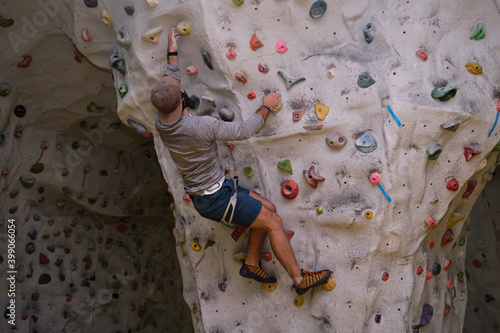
[250,34,263,51]
[416,50,428,61]
[425,216,437,230]
[247,92,256,99]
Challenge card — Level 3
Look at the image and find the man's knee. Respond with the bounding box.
[267,211,284,232]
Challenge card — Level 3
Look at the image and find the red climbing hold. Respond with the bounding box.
[426,270,433,279]
[463,143,481,161]
[443,258,453,270]
[39,253,50,264]
[416,266,424,275]
[446,178,459,191]
[444,305,451,316]
[285,230,295,240]
[447,279,454,289]
[17,55,32,68]
[183,194,192,203]
[441,229,454,246]
[186,65,198,75]
[462,180,477,198]
[308,165,325,181]
[382,272,389,281]
[261,252,272,261]
[281,179,299,199]
[303,169,318,188]
[258,63,269,73]
[416,50,428,61]
[82,256,92,270]
[429,242,435,248]
[116,225,128,234]
[247,92,256,99]
[227,142,235,150]
[472,259,482,267]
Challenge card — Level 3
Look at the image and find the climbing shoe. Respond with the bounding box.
[239,261,277,283]
[291,268,332,295]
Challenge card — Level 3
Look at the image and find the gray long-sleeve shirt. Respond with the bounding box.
[155,65,264,195]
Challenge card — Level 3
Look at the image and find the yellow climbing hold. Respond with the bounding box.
[446,211,466,228]
[365,211,373,218]
[177,21,191,36]
[465,62,482,75]
[102,9,112,29]
[317,206,323,214]
[191,242,201,251]
[146,0,158,7]
[141,26,164,44]
[272,100,283,112]
[323,275,337,291]
[315,103,329,121]
[294,295,304,306]
[263,282,278,292]
[192,306,198,313]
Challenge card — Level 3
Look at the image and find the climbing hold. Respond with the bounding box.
[235,72,247,84]
[124,3,135,15]
[118,27,132,49]
[446,178,459,191]
[127,119,147,135]
[281,180,299,199]
[258,63,269,73]
[14,105,26,118]
[447,279,454,289]
[416,266,424,275]
[227,142,235,150]
[469,22,485,40]
[17,55,32,68]
[375,314,382,323]
[425,216,437,230]
[465,62,482,74]
[146,0,158,7]
[250,34,263,51]
[475,158,487,173]
[293,109,305,122]
[363,23,375,43]
[317,206,323,214]
[81,28,92,42]
[30,163,44,174]
[416,50,428,61]
[0,83,11,97]
[482,171,493,182]
[429,242,435,248]
[431,262,441,275]
[183,194,192,203]
[261,252,272,261]
[9,190,18,199]
[277,71,306,90]
[102,9,112,29]
[233,0,244,6]
[444,305,451,316]
[462,180,477,199]
[431,82,457,101]
[472,258,482,267]
[303,166,324,188]
[441,229,454,246]
[443,258,453,270]
[247,92,256,99]
[219,108,234,122]
[365,211,373,218]
[277,159,293,174]
[39,253,50,265]
[355,132,377,153]
[38,274,52,285]
[485,294,495,303]
[309,0,327,19]
[458,237,465,246]
[14,124,23,137]
[382,272,389,281]
[202,51,214,70]
[109,52,126,75]
[226,48,236,59]
[315,103,329,121]
[309,166,326,181]
[463,143,481,161]
[141,26,163,44]
[440,117,461,131]
[218,282,227,292]
[20,176,35,188]
[84,0,97,7]
[263,282,278,292]
[186,65,199,75]
[0,15,14,27]
[294,295,304,306]
[419,304,434,327]
[119,83,128,98]
[9,206,18,214]
[177,21,191,36]
[201,96,215,108]
[446,211,465,227]
[244,166,253,177]
[457,272,464,283]
[426,143,442,160]
[276,39,288,53]
[357,74,376,88]
[370,173,381,185]
[272,101,283,112]
[323,276,336,291]
[191,242,201,251]
[233,251,246,263]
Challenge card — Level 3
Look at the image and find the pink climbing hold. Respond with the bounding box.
[309,165,325,181]
[441,229,454,247]
[276,39,288,53]
[446,178,459,191]
[281,180,299,199]
[426,270,433,280]
[447,279,454,289]
[370,173,381,185]
[258,63,269,73]
[293,109,305,122]
[226,48,236,59]
[186,65,198,75]
[497,100,500,112]
[303,166,324,188]
[463,143,481,161]
[183,194,192,203]
[416,50,428,61]
[425,216,437,230]
[285,230,295,240]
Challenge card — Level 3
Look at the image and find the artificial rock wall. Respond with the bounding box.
[1,0,500,332]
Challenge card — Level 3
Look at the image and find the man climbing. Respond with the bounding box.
[152,27,332,295]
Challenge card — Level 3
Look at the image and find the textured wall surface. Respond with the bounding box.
[1,0,500,332]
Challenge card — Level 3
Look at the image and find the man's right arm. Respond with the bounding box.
[256,92,281,121]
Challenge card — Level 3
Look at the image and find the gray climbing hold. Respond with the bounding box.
[440,117,461,131]
[277,71,306,90]
[426,143,442,160]
[355,132,378,153]
[127,119,147,135]
[309,0,327,19]
[124,3,135,15]
[14,105,26,118]
[20,176,35,188]
[357,74,375,88]
[202,51,214,70]
[84,0,98,8]
[109,52,126,75]
[363,23,375,43]
[14,124,23,137]
[219,108,234,122]
[117,27,132,50]
[431,82,457,101]
[61,167,69,176]
[0,83,11,96]
[0,133,5,143]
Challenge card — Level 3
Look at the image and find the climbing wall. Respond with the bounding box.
[1,0,500,332]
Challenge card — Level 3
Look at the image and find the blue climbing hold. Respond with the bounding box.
[127,119,147,135]
[309,0,327,19]
[357,74,375,88]
[355,132,377,153]
[363,23,375,43]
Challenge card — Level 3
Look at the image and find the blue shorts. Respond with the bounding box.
[191,179,262,228]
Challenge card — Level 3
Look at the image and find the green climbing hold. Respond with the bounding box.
[9,206,18,214]
[31,292,40,301]
[20,176,35,188]
[426,144,442,160]
[244,166,254,177]
[233,0,244,6]
[9,190,19,199]
[47,219,54,226]
[30,163,44,173]
[47,244,55,252]
[88,197,97,204]
[277,159,293,174]
[458,236,465,246]
[119,83,128,98]
[277,71,306,90]
[0,83,11,96]
[431,262,441,275]
[469,22,485,40]
[38,274,52,285]
[431,83,457,101]
[457,271,464,283]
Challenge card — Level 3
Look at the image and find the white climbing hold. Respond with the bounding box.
[146,0,158,7]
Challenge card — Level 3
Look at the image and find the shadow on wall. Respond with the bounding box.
[464,165,500,333]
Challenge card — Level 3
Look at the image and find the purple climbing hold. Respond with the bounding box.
[374,313,381,323]
[84,0,98,8]
[419,303,433,327]
[28,230,37,240]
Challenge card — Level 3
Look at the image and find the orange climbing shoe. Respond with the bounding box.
[292,268,332,295]
[239,261,277,283]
